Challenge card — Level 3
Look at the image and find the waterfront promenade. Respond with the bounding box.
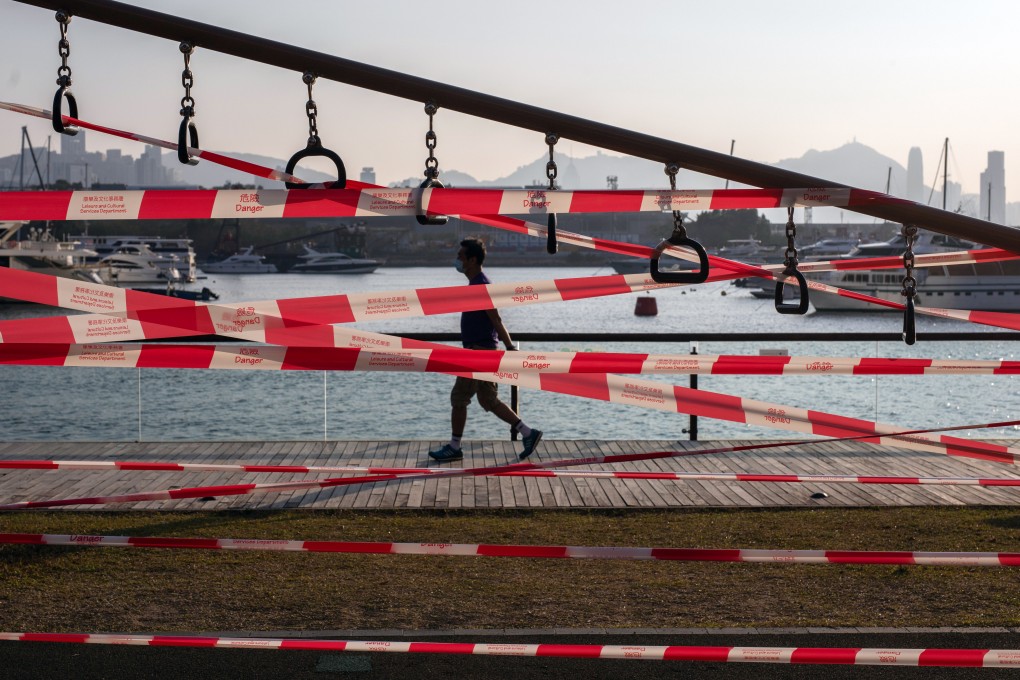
[1,438,1018,510]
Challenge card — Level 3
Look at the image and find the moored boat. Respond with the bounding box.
[202,246,278,274]
[290,246,379,274]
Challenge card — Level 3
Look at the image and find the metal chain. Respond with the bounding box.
[901,223,918,300]
[664,163,687,238]
[545,133,559,190]
[303,72,320,146]
[179,42,195,118]
[55,11,72,88]
[784,206,798,269]
[424,102,439,179]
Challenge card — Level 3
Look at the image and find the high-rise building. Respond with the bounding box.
[979,151,1006,224]
[906,147,924,202]
[360,167,376,185]
[59,128,86,159]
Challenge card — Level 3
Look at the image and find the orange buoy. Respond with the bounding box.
[634,296,658,316]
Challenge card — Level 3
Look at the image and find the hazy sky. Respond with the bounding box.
[2,0,1019,195]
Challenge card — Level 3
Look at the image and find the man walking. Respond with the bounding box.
[428,238,543,463]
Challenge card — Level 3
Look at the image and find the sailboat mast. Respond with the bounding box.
[942,137,948,211]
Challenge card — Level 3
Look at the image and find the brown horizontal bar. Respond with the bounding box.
[14,0,1020,252]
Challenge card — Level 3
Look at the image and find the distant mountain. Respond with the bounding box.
[772,141,906,194]
[169,142,984,223]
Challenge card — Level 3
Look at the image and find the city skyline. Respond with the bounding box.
[2,1,1019,202]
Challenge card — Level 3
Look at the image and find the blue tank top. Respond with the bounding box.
[460,272,498,348]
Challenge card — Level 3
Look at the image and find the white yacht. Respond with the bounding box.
[0,222,104,284]
[75,235,197,282]
[97,244,182,286]
[202,246,278,274]
[810,231,1020,312]
[290,246,379,274]
[717,238,765,262]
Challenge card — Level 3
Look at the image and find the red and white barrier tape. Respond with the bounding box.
[2,633,1016,667]
[7,341,1020,377]
[2,532,1019,567]
[1,280,1017,469]
[0,186,872,222]
[5,456,1020,487]
[0,101,309,185]
[4,418,1017,510]
[6,104,1017,322]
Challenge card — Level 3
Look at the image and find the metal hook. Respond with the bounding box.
[52,10,78,136]
[51,87,78,136]
[416,177,448,226]
[416,102,447,224]
[650,163,709,283]
[902,296,916,345]
[774,206,810,314]
[774,269,810,314]
[650,231,710,284]
[545,133,559,254]
[285,71,346,188]
[177,41,199,165]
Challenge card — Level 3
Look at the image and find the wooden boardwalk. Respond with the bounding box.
[0,439,1018,511]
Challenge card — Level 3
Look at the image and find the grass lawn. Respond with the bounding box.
[1,506,1019,632]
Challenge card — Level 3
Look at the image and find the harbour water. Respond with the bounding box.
[2,265,1017,443]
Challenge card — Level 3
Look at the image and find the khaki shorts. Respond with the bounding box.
[451,376,501,411]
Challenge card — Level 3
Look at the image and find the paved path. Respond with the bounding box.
[1,439,1018,509]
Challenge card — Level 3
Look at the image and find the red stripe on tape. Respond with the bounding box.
[942,439,1015,464]
[967,311,1020,332]
[168,484,257,500]
[0,268,61,306]
[281,347,360,371]
[137,344,215,369]
[418,283,493,316]
[138,191,217,219]
[265,325,336,347]
[678,387,746,423]
[426,348,501,373]
[650,548,742,561]
[0,341,69,365]
[569,190,644,214]
[303,541,393,554]
[807,411,879,440]
[0,461,58,470]
[279,639,349,651]
[0,318,74,344]
[408,642,477,655]
[858,476,921,485]
[554,274,631,301]
[427,188,504,214]
[116,462,185,471]
[663,645,732,662]
[20,633,91,643]
[918,649,989,667]
[854,358,932,375]
[790,647,861,665]
[0,191,72,220]
[711,356,790,375]
[283,189,359,217]
[998,553,1020,566]
[569,352,646,374]
[3,534,46,545]
[709,188,783,209]
[824,551,916,565]
[540,372,610,401]
[536,643,604,658]
[277,296,356,326]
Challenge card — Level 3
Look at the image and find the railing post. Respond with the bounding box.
[682,341,698,441]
